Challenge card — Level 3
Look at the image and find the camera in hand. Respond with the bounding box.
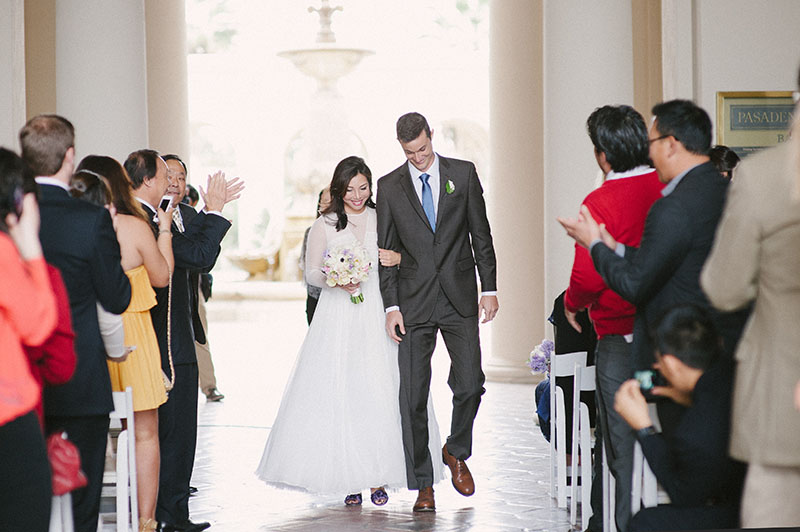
[634,369,665,401]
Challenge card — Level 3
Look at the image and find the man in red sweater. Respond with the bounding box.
[562,105,663,532]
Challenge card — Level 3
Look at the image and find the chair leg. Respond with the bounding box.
[117,430,130,532]
[555,386,567,508]
[580,404,592,531]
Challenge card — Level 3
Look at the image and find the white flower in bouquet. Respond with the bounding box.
[321,242,373,303]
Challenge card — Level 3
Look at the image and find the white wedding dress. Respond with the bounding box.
[256,207,444,495]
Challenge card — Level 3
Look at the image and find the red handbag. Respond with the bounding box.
[47,431,88,495]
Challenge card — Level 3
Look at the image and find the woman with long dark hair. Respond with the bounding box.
[72,155,174,532]
[257,156,443,506]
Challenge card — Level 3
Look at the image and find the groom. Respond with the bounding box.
[377,112,498,512]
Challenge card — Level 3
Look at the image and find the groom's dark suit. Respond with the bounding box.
[378,155,496,489]
[140,202,230,525]
[38,183,131,532]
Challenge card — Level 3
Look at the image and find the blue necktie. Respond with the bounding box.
[420,173,435,232]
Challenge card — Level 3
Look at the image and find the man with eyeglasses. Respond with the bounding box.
[559,99,747,439]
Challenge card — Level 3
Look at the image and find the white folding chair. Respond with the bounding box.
[107,387,138,532]
[549,350,587,508]
[49,491,74,532]
[570,363,596,530]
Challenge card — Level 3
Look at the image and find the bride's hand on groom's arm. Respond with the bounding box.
[479,295,499,323]
[378,248,401,267]
[386,310,405,343]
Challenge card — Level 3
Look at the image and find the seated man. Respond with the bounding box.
[614,305,745,531]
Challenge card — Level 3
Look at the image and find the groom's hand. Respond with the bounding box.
[479,295,499,323]
[386,310,405,343]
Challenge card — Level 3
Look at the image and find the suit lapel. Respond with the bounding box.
[436,156,451,226]
[399,166,434,232]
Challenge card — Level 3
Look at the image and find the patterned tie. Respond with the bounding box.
[172,208,185,233]
[419,173,435,232]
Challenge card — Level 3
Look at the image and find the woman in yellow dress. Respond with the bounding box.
[71,155,174,532]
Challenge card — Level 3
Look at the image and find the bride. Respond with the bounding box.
[256,156,444,505]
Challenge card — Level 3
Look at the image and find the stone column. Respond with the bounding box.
[51,0,149,161]
[485,1,544,383]
[145,0,190,158]
[0,0,25,149]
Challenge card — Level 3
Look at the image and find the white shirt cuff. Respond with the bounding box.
[385,305,400,314]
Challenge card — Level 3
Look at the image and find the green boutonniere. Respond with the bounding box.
[445,180,455,194]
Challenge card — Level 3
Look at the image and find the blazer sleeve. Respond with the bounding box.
[465,163,497,292]
[172,211,232,270]
[700,166,759,311]
[91,208,132,314]
[377,180,400,309]
[591,200,691,306]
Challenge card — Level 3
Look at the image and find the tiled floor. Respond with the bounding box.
[108,284,574,531]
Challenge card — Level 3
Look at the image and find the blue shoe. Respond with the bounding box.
[344,493,362,506]
[370,487,388,506]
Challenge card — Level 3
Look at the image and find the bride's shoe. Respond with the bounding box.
[344,493,362,506]
[370,487,388,506]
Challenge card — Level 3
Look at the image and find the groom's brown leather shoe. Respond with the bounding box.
[442,444,475,496]
[412,487,435,512]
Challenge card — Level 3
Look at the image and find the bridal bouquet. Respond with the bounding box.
[526,339,554,375]
[321,242,372,304]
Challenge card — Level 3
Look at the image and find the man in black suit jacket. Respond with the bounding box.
[21,114,131,532]
[614,305,744,531]
[559,100,744,435]
[378,112,498,512]
[127,150,238,532]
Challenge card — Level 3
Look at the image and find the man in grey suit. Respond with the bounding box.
[377,112,498,512]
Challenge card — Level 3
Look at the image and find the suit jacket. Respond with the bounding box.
[377,155,496,324]
[591,162,738,371]
[701,141,800,466]
[38,184,131,416]
[143,203,230,368]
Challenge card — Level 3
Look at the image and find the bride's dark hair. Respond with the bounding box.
[321,155,375,231]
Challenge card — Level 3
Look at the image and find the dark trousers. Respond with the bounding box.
[0,410,52,532]
[398,289,485,490]
[594,335,636,532]
[630,503,739,531]
[157,363,199,524]
[45,413,110,532]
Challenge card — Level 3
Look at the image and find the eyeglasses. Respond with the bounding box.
[648,135,672,144]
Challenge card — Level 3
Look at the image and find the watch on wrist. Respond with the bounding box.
[636,425,657,439]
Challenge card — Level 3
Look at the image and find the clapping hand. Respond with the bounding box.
[558,205,607,249]
[200,171,245,212]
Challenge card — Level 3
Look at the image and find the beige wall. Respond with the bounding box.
[693,0,800,139]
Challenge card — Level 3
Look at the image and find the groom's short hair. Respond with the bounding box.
[586,105,650,173]
[397,112,431,143]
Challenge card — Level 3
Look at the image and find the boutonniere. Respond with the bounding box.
[445,180,456,194]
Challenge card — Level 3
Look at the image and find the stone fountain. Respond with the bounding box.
[277,0,373,281]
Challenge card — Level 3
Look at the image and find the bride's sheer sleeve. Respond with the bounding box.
[305,217,328,288]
